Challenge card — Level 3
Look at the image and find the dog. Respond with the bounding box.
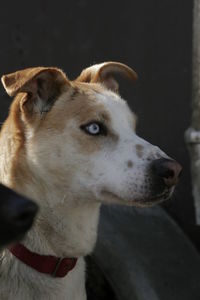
[0,184,38,248]
[0,62,181,299]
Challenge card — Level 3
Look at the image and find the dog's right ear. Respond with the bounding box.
[1,67,70,114]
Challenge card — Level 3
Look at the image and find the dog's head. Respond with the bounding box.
[1,62,182,208]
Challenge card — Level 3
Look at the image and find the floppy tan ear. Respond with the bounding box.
[76,62,138,92]
[1,67,70,114]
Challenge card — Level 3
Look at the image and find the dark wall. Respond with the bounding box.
[0,1,195,242]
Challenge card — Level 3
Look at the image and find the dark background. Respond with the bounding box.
[0,1,196,245]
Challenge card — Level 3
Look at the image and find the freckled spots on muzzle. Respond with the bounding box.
[126,160,134,168]
[135,144,144,158]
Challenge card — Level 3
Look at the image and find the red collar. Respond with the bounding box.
[8,243,78,278]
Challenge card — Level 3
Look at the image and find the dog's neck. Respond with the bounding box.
[24,197,101,258]
[16,173,101,257]
[23,166,101,257]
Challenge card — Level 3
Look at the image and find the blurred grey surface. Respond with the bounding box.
[93,205,200,300]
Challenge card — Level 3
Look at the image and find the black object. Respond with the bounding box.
[0,184,38,247]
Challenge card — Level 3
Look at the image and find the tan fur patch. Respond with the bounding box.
[0,93,32,191]
[135,144,144,158]
[54,84,118,154]
[127,160,134,168]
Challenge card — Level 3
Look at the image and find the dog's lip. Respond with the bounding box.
[101,189,172,206]
[141,189,172,202]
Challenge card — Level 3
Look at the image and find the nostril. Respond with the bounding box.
[162,169,175,179]
[152,158,182,188]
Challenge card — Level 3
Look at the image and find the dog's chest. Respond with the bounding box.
[0,257,86,300]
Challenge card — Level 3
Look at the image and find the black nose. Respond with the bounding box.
[151,158,182,188]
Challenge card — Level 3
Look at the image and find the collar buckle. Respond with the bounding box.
[52,257,63,277]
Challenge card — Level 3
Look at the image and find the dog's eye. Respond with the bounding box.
[80,122,107,136]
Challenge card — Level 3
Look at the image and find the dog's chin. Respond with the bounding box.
[100,189,173,207]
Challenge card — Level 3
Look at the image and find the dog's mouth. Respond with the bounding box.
[101,189,172,207]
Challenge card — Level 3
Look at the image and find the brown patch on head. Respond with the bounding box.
[65,87,116,154]
[56,83,110,124]
[135,144,144,158]
[0,92,33,190]
[127,160,134,168]
[37,82,118,155]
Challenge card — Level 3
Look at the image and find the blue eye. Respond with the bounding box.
[80,122,107,136]
[86,123,100,135]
